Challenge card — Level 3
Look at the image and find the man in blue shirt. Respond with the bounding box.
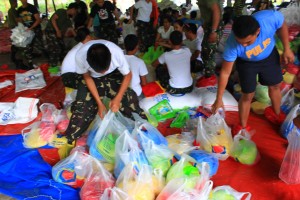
[212,10,294,134]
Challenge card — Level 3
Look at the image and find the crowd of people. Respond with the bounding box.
[5,0,297,143]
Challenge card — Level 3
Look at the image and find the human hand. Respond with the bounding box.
[56,30,62,38]
[282,48,295,64]
[109,97,121,113]
[211,98,224,114]
[97,103,107,119]
[208,32,217,43]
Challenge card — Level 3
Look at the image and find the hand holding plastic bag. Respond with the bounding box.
[10,23,35,47]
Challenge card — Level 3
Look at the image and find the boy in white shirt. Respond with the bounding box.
[152,30,193,95]
[65,39,145,144]
[124,34,148,100]
[183,23,203,73]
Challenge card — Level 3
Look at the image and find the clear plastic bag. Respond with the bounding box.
[196,113,233,160]
[157,162,212,200]
[279,127,300,184]
[87,115,102,147]
[143,140,175,176]
[281,104,300,138]
[209,185,251,200]
[22,121,49,148]
[52,151,93,188]
[132,118,168,148]
[230,130,260,165]
[101,187,133,200]
[166,133,195,155]
[166,154,204,184]
[80,159,115,200]
[116,163,155,200]
[89,110,127,163]
[281,88,295,114]
[114,131,149,178]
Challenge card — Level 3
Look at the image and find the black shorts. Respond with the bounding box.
[236,47,282,93]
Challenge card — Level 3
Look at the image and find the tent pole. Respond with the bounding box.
[52,0,57,11]
[45,0,48,17]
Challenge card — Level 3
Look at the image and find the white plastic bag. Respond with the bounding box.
[101,187,132,200]
[89,110,127,163]
[116,163,155,200]
[230,130,260,165]
[196,113,233,160]
[15,68,46,92]
[80,159,115,200]
[114,131,149,178]
[52,151,93,188]
[281,88,295,114]
[209,185,251,200]
[279,127,300,184]
[0,97,39,125]
[195,86,238,112]
[10,23,35,47]
[281,104,300,138]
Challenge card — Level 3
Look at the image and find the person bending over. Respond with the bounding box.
[65,40,145,143]
[212,10,294,134]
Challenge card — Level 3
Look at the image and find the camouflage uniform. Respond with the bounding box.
[136,20,154,52]
[45,30,65,67]
[65,70,145,143]
[61,73,82,89]
[201,26,223,77]
[197,0,223,77]
[94,23,118,45]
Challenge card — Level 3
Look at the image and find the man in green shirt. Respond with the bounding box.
[197,0,223,81]
[45,3,78,67]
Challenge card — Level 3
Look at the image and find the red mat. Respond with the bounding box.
[0,28,11,54]
[0,69,65,135]
[212,111,300,200]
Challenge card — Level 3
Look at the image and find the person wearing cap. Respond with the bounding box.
[45,2,78,67]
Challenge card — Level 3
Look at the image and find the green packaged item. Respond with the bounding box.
[149,100,176,121]
[142,46,164,65]
[170,112,190,128]
[96,133,118,163]
[48,66,60,74]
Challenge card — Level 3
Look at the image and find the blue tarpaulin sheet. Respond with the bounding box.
[0,134,80,200]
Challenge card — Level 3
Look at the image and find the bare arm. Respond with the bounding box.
[28,13,41,30]
[140,75,147,85]
[152,59,160,68]
[129,6,135,23]
[208,3,221,43]
[87,17,93,28]
[51,14,62,38]
[110,72,132,112]
[277,21,295,64]
[113,8,121,25]
[211,60,234,113]
[83,73,106,118]
[191,50,200,61]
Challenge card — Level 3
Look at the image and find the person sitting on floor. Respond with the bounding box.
[183,23,203,73]
[124,34,148,100]
[61,27,94,89]
[155,16,174,47]
[152,30,193,95]
[65,39,146,144]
